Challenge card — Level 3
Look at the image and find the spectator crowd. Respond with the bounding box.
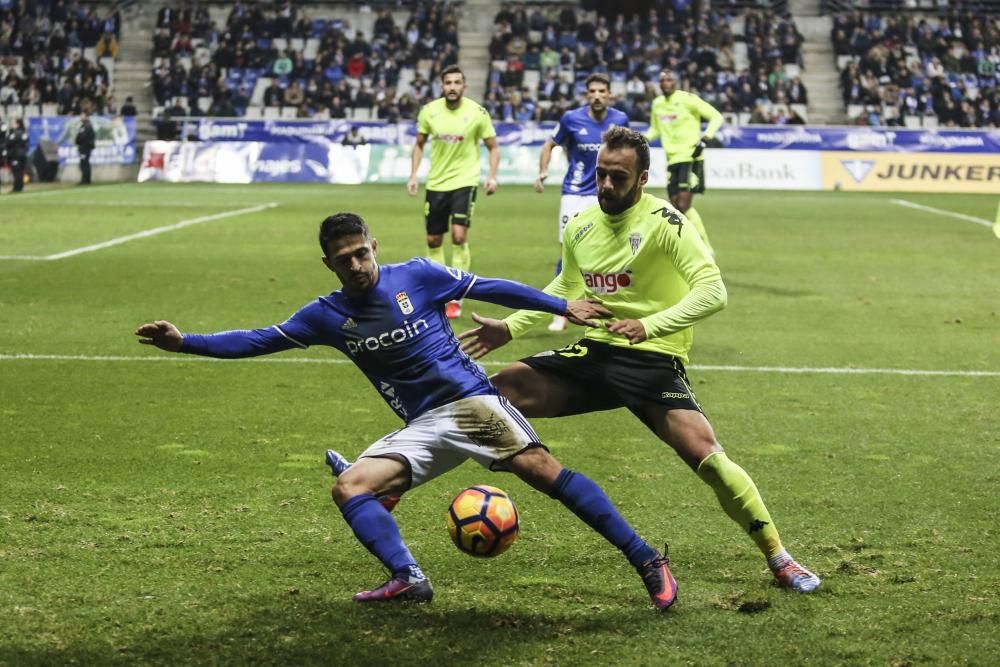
[4,0,996,130]
[151,0,461,126]
[0,0,122,117]
[483,1,807,125]
[832,8,999,127]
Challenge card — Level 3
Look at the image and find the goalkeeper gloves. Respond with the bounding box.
[693,137,722,158]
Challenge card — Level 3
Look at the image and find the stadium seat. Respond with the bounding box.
[610,80,626,97]
[836,55,856,70]
[83,47,97,62]
[491,60,508,72]
[41,103,59,117]
[732,42,749,71]
[847,104,865,119]
[352,107,373,121]
[197,96,212,113]
[784,64,801,79]
[273,38,288,52]
[523,70,540,95]
[4,104,24,118]
[922,115,938,128]
[904,116,920,128]
[263,106,281,119]
[738,112,752,125]
[251,78,271,106]
[244,106,263,119]
[397,68,415,94]
[790,103,808,122]
[303,38,320,60]
[280,106,297,119]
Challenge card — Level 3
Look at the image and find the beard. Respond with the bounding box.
[598,178,642,215]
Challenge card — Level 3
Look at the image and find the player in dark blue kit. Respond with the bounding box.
[534,73,630,330]
[134,212,678,610]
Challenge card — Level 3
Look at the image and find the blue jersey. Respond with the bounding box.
[179,258,566,422]
[552,106,630,196]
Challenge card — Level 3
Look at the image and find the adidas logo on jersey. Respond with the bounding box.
[342,318,358,329]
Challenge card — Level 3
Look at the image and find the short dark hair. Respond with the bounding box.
[585,73,610,89]
[601,126,650,173]
[440,64,464,82]
[319,212,370,253]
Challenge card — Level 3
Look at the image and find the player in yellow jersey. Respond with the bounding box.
[459,127,821,598]
[646,70,723,254]
[408,65,500,319]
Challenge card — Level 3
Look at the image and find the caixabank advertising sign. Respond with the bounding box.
[822,152,1000,194]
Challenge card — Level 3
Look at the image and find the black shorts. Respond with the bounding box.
[424,186,477,235]
[519,339,703,431]
[667,160,706,196]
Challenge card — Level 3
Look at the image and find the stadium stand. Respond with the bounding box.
[148,0,461,130]
[2,1,995,132]
[826,3,999,127]
[0,1,121,120]
[483,1,807,125]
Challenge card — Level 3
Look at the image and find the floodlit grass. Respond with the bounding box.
[1,183,998,666]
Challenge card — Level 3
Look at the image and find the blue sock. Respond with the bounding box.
[551,468,657,567]
[340,494,423,579]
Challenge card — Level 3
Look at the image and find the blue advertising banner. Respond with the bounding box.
[191,118,417,145]
[192,118,1000,153]
[27,116,137,165]
[253,142,333,182]
[719,125,1000,153]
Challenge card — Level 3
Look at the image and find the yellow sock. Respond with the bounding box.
[697,451,783,559]
[427,245,445,265]
[451,242,471,273]
[685,207,714,255]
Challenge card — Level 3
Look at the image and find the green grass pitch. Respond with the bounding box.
[1,183,998,665]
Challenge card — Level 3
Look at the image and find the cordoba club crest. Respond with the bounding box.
[629,233,642,255]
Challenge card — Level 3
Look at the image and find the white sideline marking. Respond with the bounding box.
[0,203,278,261]
[11,199,239,208]
[1,354,997,377]
[889,199,992,228]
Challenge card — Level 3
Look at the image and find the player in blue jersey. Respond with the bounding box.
[134,212,678,611]
[534,73,630,331]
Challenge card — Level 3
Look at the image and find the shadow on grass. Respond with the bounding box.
[724,279,816,298]
[4,595,666,666]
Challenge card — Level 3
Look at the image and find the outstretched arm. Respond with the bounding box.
[134,320,300,358]
[465,277,610,326]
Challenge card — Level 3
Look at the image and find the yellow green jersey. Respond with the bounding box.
[646,91,724,164]
[416,97,497,191]
[504,193,726,363]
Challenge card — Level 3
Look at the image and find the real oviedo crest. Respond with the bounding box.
[396,291,414,315]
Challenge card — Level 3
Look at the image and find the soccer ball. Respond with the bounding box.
[446,485,519,557]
